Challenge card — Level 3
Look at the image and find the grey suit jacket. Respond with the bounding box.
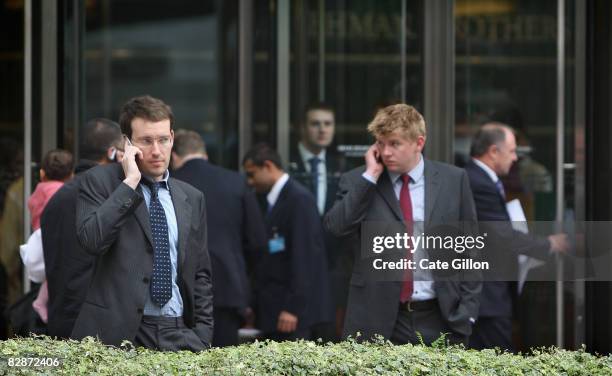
[72,163,214,346]
[324,158,481,340]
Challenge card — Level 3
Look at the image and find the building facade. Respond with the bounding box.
[1,0,612,352]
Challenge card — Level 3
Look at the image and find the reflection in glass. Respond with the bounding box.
[81,0,238,167]
[455,0,576,350]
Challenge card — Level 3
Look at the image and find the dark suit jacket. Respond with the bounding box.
[256,177,332,333]
[288,145,345,214]
[465,160,551,318]
[41,160,98,338]
[72,163,213,346]
[324,159,482,340]
[289,146,351,309]
[172,158,266,310]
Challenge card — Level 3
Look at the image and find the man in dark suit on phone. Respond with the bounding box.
[325,104,481,345]
[72,95,213,351]
[242,143,332,340]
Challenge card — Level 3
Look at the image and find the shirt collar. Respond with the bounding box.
[298,142,326,165]
[267,173,289,207]
[141,170,170,190]
[389,153,424,185]
[472,158,499,183]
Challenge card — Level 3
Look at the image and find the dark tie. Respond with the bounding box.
[495,180,506,201]
[398,174,414,303]
[148,181,172,307]
[308,157,321,200]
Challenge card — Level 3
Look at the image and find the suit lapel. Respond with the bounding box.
[289,144,306,173]
[424,159,440,224]
[267,180,290,224]
[468,160,508,210]
[169,178,190,270]
[295,156,306,173]
[324,156,340,213]
[112,166,154,247]
[133,185,154,247]
[376,171,403,221]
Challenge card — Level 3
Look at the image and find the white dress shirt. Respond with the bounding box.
[267,173,290,209]
[472,157,500,184]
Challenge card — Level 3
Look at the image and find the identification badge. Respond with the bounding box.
[269,227,286,254]
[269,237,286,254]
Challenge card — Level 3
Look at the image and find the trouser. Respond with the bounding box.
[468,316,513,352]
[390,299,467,346]
[133,315,209,352]
[311,321,338,343]
[212,307,242,347]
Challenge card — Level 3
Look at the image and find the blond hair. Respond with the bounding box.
[367,104,426,141]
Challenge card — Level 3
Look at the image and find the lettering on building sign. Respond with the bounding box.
[309,10,564,44]
[456,15,562,43]
[308,11,418,41]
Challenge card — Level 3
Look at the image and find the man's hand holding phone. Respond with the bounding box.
[122,135,143,190]
[365,144,384,181]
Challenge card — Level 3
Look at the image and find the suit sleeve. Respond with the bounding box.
[284,195,322,317]
[192,192,214,345]
[241,184,267,267]
[458,170,482,323]
[475,182,552,259]
[76,171,143,256]
[324,172,376,237]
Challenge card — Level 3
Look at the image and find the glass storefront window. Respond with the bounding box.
[74,0,239,167]
[0,0,25,338]
[454,0,577,350]
[274,0,425,194]
[252,0,424,164]
[292,0,423,168]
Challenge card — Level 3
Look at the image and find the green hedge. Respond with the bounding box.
[0,335,610,375]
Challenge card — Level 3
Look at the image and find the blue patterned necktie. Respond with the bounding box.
[495,180,506,201]
[308,157,321,200]
[148,181,172,307]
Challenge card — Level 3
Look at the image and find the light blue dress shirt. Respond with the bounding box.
[140,170,183,317]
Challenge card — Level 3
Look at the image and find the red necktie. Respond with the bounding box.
[399,174,414,303]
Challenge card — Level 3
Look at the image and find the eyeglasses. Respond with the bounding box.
[126,135,172,149]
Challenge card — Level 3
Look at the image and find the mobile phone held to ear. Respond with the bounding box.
[123,134,133,147]
[374,148,383,165]
[122,135,141,163]
[109,147,117,161]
